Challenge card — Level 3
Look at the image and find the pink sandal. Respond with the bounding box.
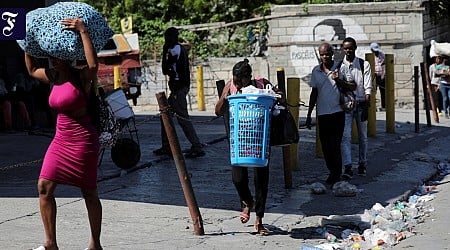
[239,200,253,224]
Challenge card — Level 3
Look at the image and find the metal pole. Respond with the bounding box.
[196,65,205,111]
[365,53,377,137]
[419,63,432,127]
[155,92,204,235]
[276,68,292,189]
[385,54,395,133]
[113,66,121,89]
[287,77,300,171]
[414,66,420,133]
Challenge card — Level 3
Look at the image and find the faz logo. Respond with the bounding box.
[0,8,25,40]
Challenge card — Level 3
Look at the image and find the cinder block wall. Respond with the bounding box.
[134,1,449,112]
[134,57,271,113]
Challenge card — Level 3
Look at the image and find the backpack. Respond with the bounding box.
[335,58,365,112]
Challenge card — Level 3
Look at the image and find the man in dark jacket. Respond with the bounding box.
[153,27,205,158]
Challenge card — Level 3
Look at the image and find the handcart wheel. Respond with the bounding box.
[111,138,141,169]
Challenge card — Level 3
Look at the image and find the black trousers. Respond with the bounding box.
[432,85,444,111]
[318,111,345,178]
[160,87,202,149]
[376,75,386,109]
[232,165,269,218]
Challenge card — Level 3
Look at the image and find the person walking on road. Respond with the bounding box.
[370,42,386,111]
[340,37,373,180]
[306,42,355,185]
[429,55,444,116]
[436,55,450,119]
[153,27,205,158]
[25,18,103,250]
[215,59,282,235]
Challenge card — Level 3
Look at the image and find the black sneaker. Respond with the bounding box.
[184,148,205,158]
[358,164,367,176]
[342,166,353,180]
[153,147,172,156]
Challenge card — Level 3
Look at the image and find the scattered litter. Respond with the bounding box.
[310,182,327,194]
[309,161,447,250]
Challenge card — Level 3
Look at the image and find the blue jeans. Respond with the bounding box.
[342,105,368,167]
[440,82,450,115]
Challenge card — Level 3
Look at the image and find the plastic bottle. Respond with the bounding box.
[316,227,338,242]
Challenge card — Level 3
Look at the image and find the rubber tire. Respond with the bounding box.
[111,138,141,169]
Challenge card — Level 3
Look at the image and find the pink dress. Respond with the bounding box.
[40,82,99,189]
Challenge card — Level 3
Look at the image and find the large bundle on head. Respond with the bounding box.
[16,2,114,61]
[430,40,450,58]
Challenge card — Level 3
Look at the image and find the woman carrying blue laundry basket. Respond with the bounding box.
[215,59,283,236]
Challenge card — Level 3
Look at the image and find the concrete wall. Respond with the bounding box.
[133,1,450,112]
[134,57,271,113]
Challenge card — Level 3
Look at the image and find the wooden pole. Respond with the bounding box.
[196,65,205,111]
[385,54,395,133]
[277,68,292,189]
[421,62,439,124]
[419,63,432,127]
[287,77,300,171]
[155,92,204,236]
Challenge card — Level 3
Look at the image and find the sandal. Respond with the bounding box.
[239,200,253,224]
[254,223,270,236]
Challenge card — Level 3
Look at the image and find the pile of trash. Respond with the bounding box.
[303,162,450,250]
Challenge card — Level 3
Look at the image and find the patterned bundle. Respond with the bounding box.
[16,2,114,60]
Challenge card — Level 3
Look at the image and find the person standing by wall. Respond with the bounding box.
[215,59,282,235]
[340,37,373,179]
[25,18,103,250]
[306,42,355,185]
[370,42,386,111]
[436,55,450,119]
[153,27,205,158]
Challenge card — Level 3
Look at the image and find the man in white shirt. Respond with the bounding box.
[340,37,373,179]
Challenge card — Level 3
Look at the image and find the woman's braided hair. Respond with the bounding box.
[232,58,252,78]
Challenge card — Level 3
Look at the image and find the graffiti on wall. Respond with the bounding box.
[290,15,370,83]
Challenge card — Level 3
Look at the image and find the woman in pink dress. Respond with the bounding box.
[25,18,102,250]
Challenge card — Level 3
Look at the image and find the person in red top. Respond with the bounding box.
[216,59,282,236]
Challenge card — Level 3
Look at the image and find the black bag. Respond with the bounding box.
[339,88,356,112]
[86,86,121,148]
[335,58,365,113]
[270,105,299,146]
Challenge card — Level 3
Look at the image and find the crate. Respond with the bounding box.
[228,94,276,167]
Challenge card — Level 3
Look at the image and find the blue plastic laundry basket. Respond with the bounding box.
[228,94,276,167]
